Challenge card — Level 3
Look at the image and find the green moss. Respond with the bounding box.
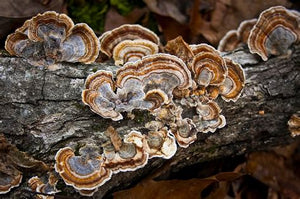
[91,122,106,131]
[67,0,109,32]
[92,67,98,73]
[132,110,154,124]
[74,102,86,111]
[110,0,145,16]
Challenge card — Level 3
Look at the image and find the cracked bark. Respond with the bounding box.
[0,45,299,198]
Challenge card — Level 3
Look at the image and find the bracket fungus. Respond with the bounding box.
[288,113,300,137]
[83,53,193,121]
[54,146,112,191]
[248,6,300,61]
[99,24,160,61]
[0,134,49,195]
[0,163,22,195]
[218,19,257,52]
[28,173,60,199]
[165,36,194,65]
[219,58,245,102]
[82,70,123,121]
[51,18,251,194]
[189,44,227,87]
[103,127,149,173]
[113,39,159,66]
[5,11,99,67]
[145,128,177,159]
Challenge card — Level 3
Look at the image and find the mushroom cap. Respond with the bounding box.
[99,24,160,57]
[237,18,258,43]
[28,11,74,42]
[165,36,194,65]
[190,43,220,56]
[5,11,99,66]
[5,32,29,56]
[104,131,149,173]
[288,113,300,137]
[144,89,169,110]
[28,175,59,198]
[217,30,239,52]
[113,39,159,66]
[248,6,300,61]
[0,165,22,194]
[193,113,226,134]
[82,71,123,121]
[196,100,221,121]
[219,58,245,102]
[217,19,257,52]
[54,147,112,190]
[146,129,177,159]
[190,46,227,87]
[116,53,192,91]
[16,19,31,34]
[115,53,192,110]
[173,118,197,148]
[59,23,100,64]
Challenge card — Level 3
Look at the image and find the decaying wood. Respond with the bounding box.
[0,45,299,198]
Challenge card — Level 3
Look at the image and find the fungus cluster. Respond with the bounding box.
[3,6,297,197]
[54,126,177,195]
[218,6,300,61]
[0,134,49,195]
[82,32,245,149]
[5,11,99,67]
[28,173,60,199]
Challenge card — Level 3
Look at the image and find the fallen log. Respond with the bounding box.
[0,44,299,198]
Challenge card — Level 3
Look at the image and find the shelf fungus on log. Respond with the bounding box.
[173,118,198,148]
[82,70,123,121]
[113,39,159,66]
[5,11,99,67]
[248,6,300,61]
[164,36,194,65]
[288,113,300,137]
[54,146,112,191]
[145,128,177,159]
[28,173,60,199]
[103,127,149,173]
[189,44,227,87]
[83,53,193,121]
[99,24,160,59]
[0,134,49,195]
[219,58,245,102]
[218,19,257,52]
[116,53,193,100]
[0,164,22,195]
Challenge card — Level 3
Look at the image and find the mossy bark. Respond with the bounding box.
[0,45,299,198]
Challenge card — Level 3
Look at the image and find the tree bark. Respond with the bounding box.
[0,45,299,198]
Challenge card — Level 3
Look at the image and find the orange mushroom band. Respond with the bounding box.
[54,126,178,195]
[0,166,22,194]
[99,24,160,66]
[288,113,300,137]
[5,11,99,67]
[218,19,257,52]
[248,6,300,61]
[82,53,193,121]
[189,44,228,87]
[28,173,60,199]
[54,146,112,191]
